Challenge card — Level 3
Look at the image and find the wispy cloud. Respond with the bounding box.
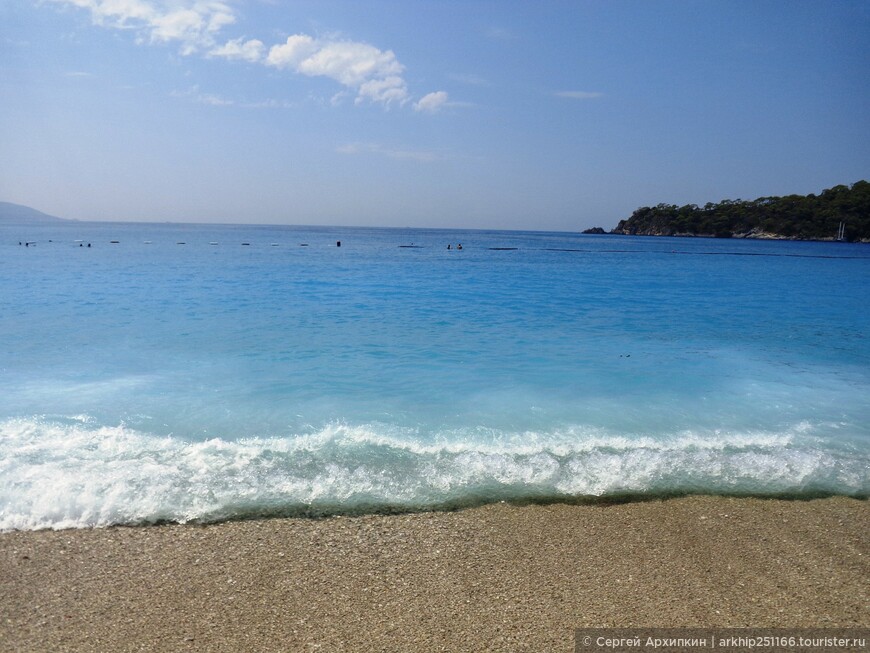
[485,26,515,41]
[2,37,31,47]
[337,142,441,162]
[171,85,297,109]
[171,86,230,105]
[197,93,233,106]
[448,73,491,87]
[414,91,449,113]
[555,90,604,100]
[47,1,447,110]
[240,98,297,110]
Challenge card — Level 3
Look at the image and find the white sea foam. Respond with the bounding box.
[1,416,867,531]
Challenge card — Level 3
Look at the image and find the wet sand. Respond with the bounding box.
[1,496,867,652]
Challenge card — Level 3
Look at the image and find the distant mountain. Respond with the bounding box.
[0,201,69,223]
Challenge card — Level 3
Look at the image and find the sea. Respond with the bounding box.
[2,221,869,530]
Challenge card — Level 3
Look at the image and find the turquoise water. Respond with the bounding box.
[2,222,869,529]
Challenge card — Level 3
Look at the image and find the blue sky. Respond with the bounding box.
[1,1,868,230]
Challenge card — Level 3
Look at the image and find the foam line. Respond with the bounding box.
[1,417,867,530]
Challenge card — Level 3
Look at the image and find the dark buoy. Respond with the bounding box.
[336,240,341,247]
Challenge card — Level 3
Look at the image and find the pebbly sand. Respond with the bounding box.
[1,496,867,652]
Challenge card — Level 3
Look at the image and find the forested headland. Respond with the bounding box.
[608,181,869,242]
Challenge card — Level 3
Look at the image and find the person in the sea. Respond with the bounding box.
[457,243,463,250]
[447,244,452,249]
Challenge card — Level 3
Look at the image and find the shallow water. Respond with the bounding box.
[2,222,868,529]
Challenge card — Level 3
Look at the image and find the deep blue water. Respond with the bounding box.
[2,221,869,529]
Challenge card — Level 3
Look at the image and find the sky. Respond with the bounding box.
[1,1,868,231]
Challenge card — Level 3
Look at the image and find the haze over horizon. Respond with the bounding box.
[1,1,868,231]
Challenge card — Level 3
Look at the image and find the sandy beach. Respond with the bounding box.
[1,495,867,652]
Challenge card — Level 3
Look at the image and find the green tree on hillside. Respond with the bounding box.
[612,181,870,241]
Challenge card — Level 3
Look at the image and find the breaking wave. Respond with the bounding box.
[2,416,867,530]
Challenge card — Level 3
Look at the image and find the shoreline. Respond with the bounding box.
[8,214,870,243]
[2,495,867,652]
[599,231,870,243]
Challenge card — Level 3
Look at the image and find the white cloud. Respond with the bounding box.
[297,41,402,85]
[414,90,448,113]
[47,2,438,111]
[358,76,407,105]
[210,37,265,62]
[49,0,236,54]
[555,91,604,100]
[71,0,154,27]
[265,34,318,68]
[267,35,409,106]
